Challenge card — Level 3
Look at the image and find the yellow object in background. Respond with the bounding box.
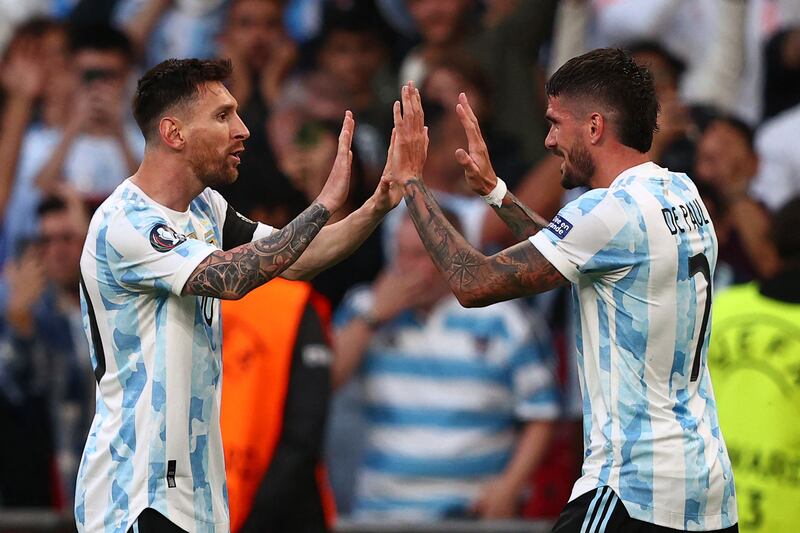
[708,282,800,533]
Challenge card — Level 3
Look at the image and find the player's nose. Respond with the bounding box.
[544,129,557,151]
[232,113,250,141]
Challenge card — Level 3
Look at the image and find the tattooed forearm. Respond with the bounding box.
[403,178,567,307]
[491,191,550,240]
[183,202,330,299]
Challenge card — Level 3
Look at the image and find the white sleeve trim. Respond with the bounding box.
[529,232,580,284]
[172,246,217,297]
[253,222,275,241]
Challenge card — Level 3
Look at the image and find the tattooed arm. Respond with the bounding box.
[490,191,550,240]
[403,177,567,307]
[183,111,356,298]
[183,202,331,299]
[454,92,550,241]
[391,83,566,307]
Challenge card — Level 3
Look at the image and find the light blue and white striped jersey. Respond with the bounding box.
[75,180,272,533]
[530,162,737,531]
[336,289,560,520]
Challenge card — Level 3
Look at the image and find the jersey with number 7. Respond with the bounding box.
[530,162,737,531]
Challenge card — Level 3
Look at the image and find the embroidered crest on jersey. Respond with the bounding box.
[546,215,574,239]
[149,224,187,252]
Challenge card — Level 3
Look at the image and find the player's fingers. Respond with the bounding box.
[387,128,396,156]
[409,81,424,130]
[455,148,481,176]
[401,83,414,126]
[337,111,354,155]
[383,129,396,174]
[392,100,403,131]
[458,92,480,128]
[458,92,487,142]
[455,103,484,149]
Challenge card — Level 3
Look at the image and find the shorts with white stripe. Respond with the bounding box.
[551,487,739,533]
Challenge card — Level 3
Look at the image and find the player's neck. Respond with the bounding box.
[131,151,203,212]
[590,147,651,189]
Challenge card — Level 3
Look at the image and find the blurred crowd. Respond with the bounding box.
[1,0,799,531]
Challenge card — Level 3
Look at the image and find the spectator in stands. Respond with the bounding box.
[0,17,71,262]
[750,102,800,211]
[332,212,558,521]
[763,24,800,119]
[401,0,556,166]
[312,2,397,172]
[550,0,800,123]
[214,0,300,225]
[114,0,226,67]
[33,23,143,204]
[708,196,800,533]
[694,115,778,284]
[0,191,93,509]
[274,117,384,308]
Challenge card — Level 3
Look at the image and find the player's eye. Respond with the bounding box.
[217,112,227,121]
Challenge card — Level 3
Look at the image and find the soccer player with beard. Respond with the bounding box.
[390,48,738,532]
[75,58,401,533]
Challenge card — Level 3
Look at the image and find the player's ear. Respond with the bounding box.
[159,116,186,150]
[588,112,604,145]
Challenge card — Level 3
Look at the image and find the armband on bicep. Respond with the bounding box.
[222,205,258,250]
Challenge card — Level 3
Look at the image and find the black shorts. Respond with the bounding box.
[551,487,739,533]
[127,509,187,533]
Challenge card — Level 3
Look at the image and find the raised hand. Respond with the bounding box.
[1,35,46,100]
[454,92,498,196]
[391,82,429,185]
[371,129,404,213]
[316,110,354,214]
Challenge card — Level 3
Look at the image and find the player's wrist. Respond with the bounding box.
[481,176,507,207]
[314,194,340,215]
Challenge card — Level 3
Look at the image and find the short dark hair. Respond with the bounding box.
[69,23,133,61]
[132,58,233,141]
[546,48,659,153]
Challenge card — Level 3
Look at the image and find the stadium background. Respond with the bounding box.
[0,0,798,531]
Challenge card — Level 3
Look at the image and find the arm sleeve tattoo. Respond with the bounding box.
[183,202,330,299]
[491,191,551,241]
[403,178,568,307]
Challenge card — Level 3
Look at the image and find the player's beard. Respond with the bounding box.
[190,138,239,188]
[560,138,595,190]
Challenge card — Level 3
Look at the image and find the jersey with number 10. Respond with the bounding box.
[75,180,273,533]
[530,162,737,531]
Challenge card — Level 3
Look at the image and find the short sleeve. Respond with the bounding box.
[529,189,639,283]
[104,208,217,296]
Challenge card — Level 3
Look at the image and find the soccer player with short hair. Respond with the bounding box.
[390,48,738,532]
[75,58,401,533]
